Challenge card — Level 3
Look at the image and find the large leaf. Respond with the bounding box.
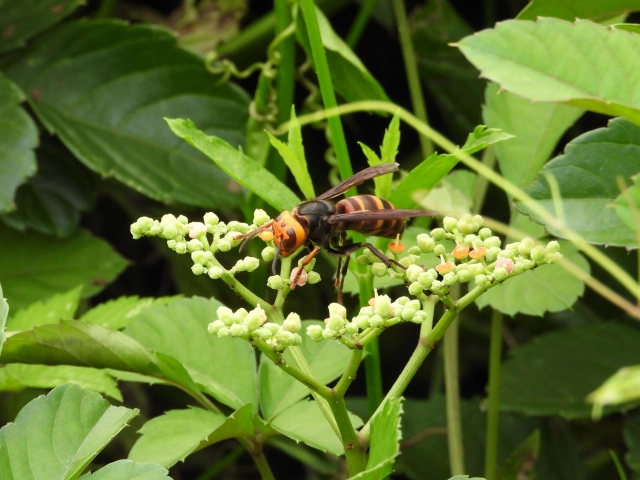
[2,20,250,209]
[2,141,96,236]
[500,322,640,418]
[259,320,351,421]
[517,117,640,247]
[517,0,640,22]
[0,0,84,54]
[7,285,83,330]
[124,297,257,410]
[457,19,640,126]
[296,7,388,103]
[411,0,484,140]
[79,295,179,331]
[129,404,254,468]
[0,364,122,401]
[79,460,171,480]
[0,226,127,312]
[270,400,362,456]
[0,384,138,480]
[167,118,300,212]
[475,241,588,316]
[482,82,583,188]
[0,75,37,214]
[390,126,513,209]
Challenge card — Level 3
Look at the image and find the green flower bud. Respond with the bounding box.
[431,280,445,291]
[457,269,472,283]
[546,240,560,253]
[216,306,235,326]
[443,217,458,233]
[167,239,177,250]
[208,266,224,279]
[203,212,219,226]
[187,239,204,252]
[207,320,225,334]
[433,244,446,256]
[230,323,249,338]
[463,234,477,246]
[327,315,345,331]
[356,315,371,329]
[443,272,457,286]
[267,275,283,290]
[412,310,428,324]
[401,307,416,321]
[475,274,488,286]
[486,247,501,262]
[467,263,485,276]
[522,259,534,270]
[417,234,436,252]
[518,237,535,256]
[130,223,143,239]
[261,246,275,261]
[307,271,321,284]
[530,245,547,263]
[253,209,271,226]
[493,267,509,281]
[328,303,346,319]
[137,216,154,232]
[276,330,296,347]
[374,295,393,317]
[545,252,563,263]
[472,215,484,227]
[484,236,502,248]
[406,264,424,283]
[174,241,187,254]
[149,224,162,236]
[345,322,359,335]
[431,228,446,240]
[217,240,231,252]
[371,262,387,277]
[417,271,435,289]
[244,307,265,331]
[478,227,492,239]
[499,249,516,260]
[513,261,525,274]
[408,245,422,255]
[191,264,205,275]
[408,281,424,296]
[505,242,519,253]
[264,322,281,335]
[395,296,410,306]
[369,314,384,328]
[322,328,336,339]
[217,327,230,337]
[163,224,179,239]
[359,306,374,317]
[192,250,212,265]
[160,214,177,226]
[399,256,416,268]
[234,259,247,272]
[255,327,273,340]
[283,313,302,333]
[457,217,475,235]
[306,324,324,340]
[243,256,260,272]
[356,254,371,265]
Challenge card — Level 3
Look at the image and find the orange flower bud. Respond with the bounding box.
[469,246,487,259]
[259,230,274,242]
[452,243,469,259]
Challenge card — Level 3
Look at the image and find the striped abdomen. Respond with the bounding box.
[334,195,404,238]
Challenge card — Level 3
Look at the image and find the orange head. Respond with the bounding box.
[273,211,307,257]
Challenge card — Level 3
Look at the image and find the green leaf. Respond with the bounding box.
[296,7,388,103]
[2,142,96,236]
[497,430,540,480]
[587,365,640,414]
[0,226,127,312]
[128,404,254,468]
[7,285,83,331]
[259,320,351,421]
[624,411,640,474]
[0,75,37,214]
[457,19,640,126]
[267,111,315,200]
[517,0,640,22]
[0,283,7,357]
[482,82,583,188]
[475,241,588,316]
[415,171,476,216]
[124,297,257,410]
[0,364,122,401]
[500,322,640,418]
[374,113,400,199]
[614,174,640,232]
[79,460,171,480]
[390,126,513,209]
[517,117,640,247]
[270,400,362,455]
[166,118,300,212]
[411,0,484,140]
[3,20,250,209]
[0,384,138,480]
[0,0,84,54]
[79,295,179,330]
[349,397,402,479]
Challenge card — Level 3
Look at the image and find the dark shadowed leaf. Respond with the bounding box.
[624,411,640,474]
[517,0,640,22]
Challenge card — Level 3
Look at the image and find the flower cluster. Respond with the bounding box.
[306,295,429,344]
[356,214,562,297]
[208,305,302,351]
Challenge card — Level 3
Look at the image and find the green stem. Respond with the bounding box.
[250,449,277,480]
[299,0,353,184]
[194,445,245,480]
[345,0,378,47]
[327,392,368,474]
[472,146,496,213]
[484,309,503,480]
[444,312,465,475]
[335,348,364,396]
[391,0,433,158]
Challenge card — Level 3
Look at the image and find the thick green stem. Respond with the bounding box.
[444,315,465,475]
[357,272,383,415]
[484,309,503,480]
[327,392,368,474]
[345,0,378,47]
[299,0,353,184]
[249,449,276,480]
[335,348,364,396]
[392,0,433,158]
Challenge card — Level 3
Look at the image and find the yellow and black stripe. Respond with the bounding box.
[334,195,404,238]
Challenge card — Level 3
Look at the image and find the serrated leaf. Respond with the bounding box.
[614,174,640,231]
[167,118,300,212]
[371,113,400,199]
[475,241,588,316]
[7,285,83,331]
[2,142,96,236]
[482,82,583,188]
[0,364,122,401]
[296,7,388,103]
[0,75,38,214]
[259,320,351,421]
[0,226,127,312]
[129,404,253,468]
[80,295,179,330]
[0,0,84,54]
[79,460,171,480]
[624,411,640,473]
[517,117,640,247]
[411,0,484,140]
[348,397,402,479]
[3,20,250,209]
[124,297,257,410]
[457,19,640,126]
[500,322,640,418]
[270,400,362,455]
[390,126,513,209]
[0,384,138,480]
[517,0,640,22]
